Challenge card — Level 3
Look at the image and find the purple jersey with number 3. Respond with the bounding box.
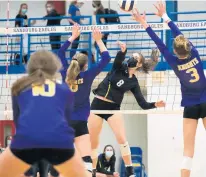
[146,21,206,107]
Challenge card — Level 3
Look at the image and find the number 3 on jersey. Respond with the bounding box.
[186,68,200,83]
[32,80,56,97]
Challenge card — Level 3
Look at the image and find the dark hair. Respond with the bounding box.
[93,0,105,15]
[45,1,54,8]
[173,35,191,58]
[18,3,28,15]
[80,50,88,56]
[12,50,62,96]
[103,145,115,155]
[132,53,150,74]
[66,53,88,92]
[80,51,95,64]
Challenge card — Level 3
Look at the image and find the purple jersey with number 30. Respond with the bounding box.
[146,21,206,107]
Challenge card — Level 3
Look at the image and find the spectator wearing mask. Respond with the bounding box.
[14,3,36,65]
[68,0,84,58]
[44,2,61,51]
[96,145,119,177]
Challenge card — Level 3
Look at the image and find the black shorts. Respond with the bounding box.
[184,103,206,119]
[25,160,50,176]
[11,148,75,165]
[91,97,120,121]
[24,166,34,176]
[50,165,59,177]
[70,120,89,137]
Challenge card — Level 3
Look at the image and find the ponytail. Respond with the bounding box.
[12,69,49,96]
[137,53,150,74]
[141,62,150,74]
[66,60,80,92]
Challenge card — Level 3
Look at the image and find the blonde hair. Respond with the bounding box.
[12,50,62,96]
[173,35,191,58]
[66,53,88,92]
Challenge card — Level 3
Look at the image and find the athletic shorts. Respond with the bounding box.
[184,102,206,119]
[91,97,120,121]
[11,148,75,165]
[50,165,59,177]
[70,120,88,137]
[24,165,35,176]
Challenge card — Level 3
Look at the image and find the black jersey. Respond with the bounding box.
[96,153,115,175]
[93,50,156,109]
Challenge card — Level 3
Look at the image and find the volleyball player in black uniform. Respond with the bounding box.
[89,41,165,177]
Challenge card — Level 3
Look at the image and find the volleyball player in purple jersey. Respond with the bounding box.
[132,2,206,177]
[58,24,111,177]
[0,49,88,177]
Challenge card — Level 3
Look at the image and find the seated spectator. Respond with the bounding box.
[44,2,61,51]
[96,145,119,177]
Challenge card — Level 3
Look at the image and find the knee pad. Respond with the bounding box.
[91,149,98,160]
[120,142,131,157]
[82,156,93,173]
[181,156,193,170]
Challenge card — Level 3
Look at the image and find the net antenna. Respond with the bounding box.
[5,0,10,120]
[40,39,45,49]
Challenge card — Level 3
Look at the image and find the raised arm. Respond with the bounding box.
[58,24,81,81]
[64,87,74,123]
[86,28,111,79]
[154,2,182,38]
[12,96,20,126]
[112,41,127,71]
[131,80,165,110]
[132,8,176,66]
[58,40,71,70]
[154,1,197,53]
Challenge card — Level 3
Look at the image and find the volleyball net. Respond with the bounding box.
[0,17,206,119]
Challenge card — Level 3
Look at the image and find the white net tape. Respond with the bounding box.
[0,21,206,34]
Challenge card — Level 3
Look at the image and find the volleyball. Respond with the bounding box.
[118,0,137,12]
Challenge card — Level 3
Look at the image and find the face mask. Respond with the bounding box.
[47,7,52,12]
[21,9,27,14]
[105,151,113,158]
[77,3,83,8]
[92,3,96,8]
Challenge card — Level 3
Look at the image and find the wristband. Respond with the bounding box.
[162,13,171,22]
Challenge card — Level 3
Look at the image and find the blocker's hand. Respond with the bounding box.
[71,23,81,40]
[117,41,127,53]
[154,1,167,18]
[132,8,147,24]
[92,28,102,42]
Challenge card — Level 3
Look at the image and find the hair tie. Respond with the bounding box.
[72,58,77,61]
